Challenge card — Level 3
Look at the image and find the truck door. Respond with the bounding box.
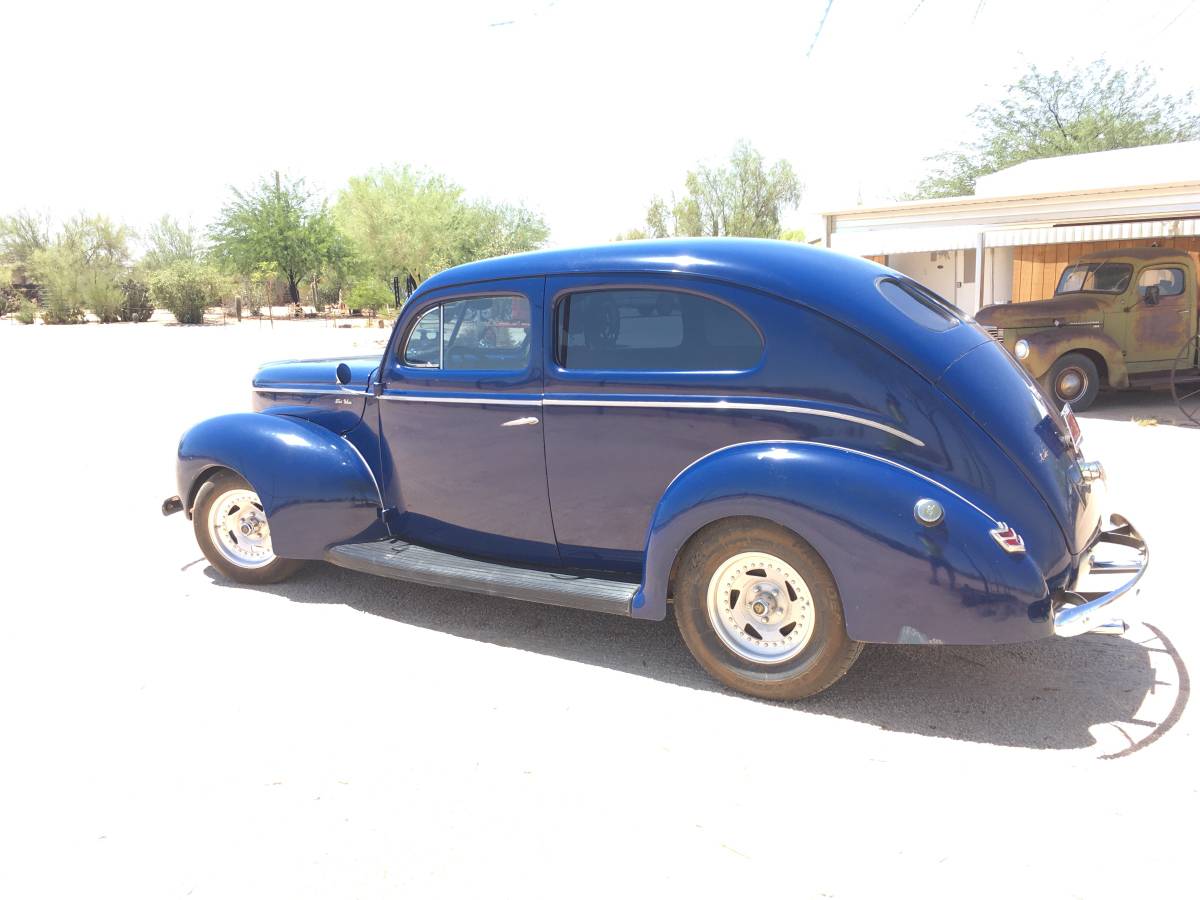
[1125,266,1191,370]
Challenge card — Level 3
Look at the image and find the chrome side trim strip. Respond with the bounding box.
[379,394,541,407]
[543,397,925,447]
[661,439,1001,526]
[254,387,364,396]
[340,436,384,509]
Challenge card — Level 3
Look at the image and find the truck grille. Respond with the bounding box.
[983,325,1004,341]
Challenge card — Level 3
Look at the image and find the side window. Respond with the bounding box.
[403,307,441,367]
[442,296,531,371]
[1138,267,1185,299]
[555,289,762,371]
[402,295,531,372]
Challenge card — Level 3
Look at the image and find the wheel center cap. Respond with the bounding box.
[749,582,785,623]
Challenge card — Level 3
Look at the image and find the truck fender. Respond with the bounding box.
[1022,330,1128,388]
[633,441,1053,645]
[177,412,386,559]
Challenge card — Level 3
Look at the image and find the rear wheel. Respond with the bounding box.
[193,471,305,585]
[673,519,863,700]
[1041,352,1100,411]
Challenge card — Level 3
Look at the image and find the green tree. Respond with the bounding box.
[780,227,807,243]
[28,214,133,323]
[334,165,549,287]
[639,141,802,239]
[0,211,50,269]
[912,60,1200,199]
[1,211,51,311]
[142,215,203,271]
[209,172,347,303]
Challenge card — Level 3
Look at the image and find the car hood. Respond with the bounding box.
[251,355,379,433]
[976,295,1108,328]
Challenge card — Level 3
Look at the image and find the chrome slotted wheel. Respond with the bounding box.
[207,488,276,569]
[706,551,816,664]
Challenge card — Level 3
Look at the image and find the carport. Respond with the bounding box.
[822,142,1200,316]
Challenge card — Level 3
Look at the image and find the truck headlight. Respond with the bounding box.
[1014,339,1030,360]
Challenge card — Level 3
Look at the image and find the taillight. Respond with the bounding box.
[1061,403,1083,451]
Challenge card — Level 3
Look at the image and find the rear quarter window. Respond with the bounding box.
[876,278,962,332]
[555,288,762,371]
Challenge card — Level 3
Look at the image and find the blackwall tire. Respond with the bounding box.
[673,518,863,700]
[1042,352,1100,411]
[192,470,305,585]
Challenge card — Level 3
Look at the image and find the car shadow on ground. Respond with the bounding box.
[214,562,1189,755]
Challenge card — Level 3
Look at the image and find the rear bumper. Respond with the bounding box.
[1053,514,1148,637]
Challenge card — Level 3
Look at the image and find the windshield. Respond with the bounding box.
[1055,262,1133,295]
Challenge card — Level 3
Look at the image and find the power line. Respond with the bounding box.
[1159,0,1195,33]
[806,0,834,58]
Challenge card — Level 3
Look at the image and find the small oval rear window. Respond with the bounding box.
[876,278,962,332]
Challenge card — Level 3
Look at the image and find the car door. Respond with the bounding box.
[377,277,558,566]
[1125,265,1191,370]
[541,275,768,574]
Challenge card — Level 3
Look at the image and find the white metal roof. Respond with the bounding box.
[826,181,1200,256]
[974,141,1200,197]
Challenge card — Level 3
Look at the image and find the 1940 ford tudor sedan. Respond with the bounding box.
[163,238,1148,699]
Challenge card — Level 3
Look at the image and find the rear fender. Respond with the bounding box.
[177,413,386,558]
[634,441,1054,645]
[1021,330,1128,388]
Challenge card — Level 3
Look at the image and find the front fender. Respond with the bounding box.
[1020,329,1128,388]
[176,413,386,559]
[634,441,1054,645]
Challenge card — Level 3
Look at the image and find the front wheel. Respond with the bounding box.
[193,470,305,585]
[1040,352,1100,411]
[673,519,863,700]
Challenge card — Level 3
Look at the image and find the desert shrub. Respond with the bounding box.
[40,294,86,324]
[16,300,36,324]
[117,276,153,322]
[345,278,394,315]
[150,260,220,324]
[86,278,124,323]
[1,273,18,315]
[29,244,85,323]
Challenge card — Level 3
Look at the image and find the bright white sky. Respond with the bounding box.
[3,0,1197,252]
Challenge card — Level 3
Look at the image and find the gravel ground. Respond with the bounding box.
[0,318,1196,899]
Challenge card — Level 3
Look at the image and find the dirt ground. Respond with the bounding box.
[0,317,1196,898]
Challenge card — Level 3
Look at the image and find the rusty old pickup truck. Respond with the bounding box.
[976,247,1200,412]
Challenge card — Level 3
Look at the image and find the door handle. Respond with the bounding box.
[501,416,539,427]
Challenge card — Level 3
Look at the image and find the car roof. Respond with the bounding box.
[416,237,880,301]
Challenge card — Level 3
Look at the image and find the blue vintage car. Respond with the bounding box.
[164,238,1148,698]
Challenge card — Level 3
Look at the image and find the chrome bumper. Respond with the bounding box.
[1053,514,1148,637]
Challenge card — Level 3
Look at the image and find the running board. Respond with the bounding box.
[325,540,635,616]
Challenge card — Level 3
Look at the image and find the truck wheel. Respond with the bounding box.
[1042,352,1100,411]
[193,470,305,585]
[673,519,863,700]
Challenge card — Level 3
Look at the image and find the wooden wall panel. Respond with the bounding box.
[1010,237,1200,302]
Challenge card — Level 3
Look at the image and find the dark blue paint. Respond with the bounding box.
[636,441,1052,643]
[176,413,386,558]
[173,238,1100,645]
